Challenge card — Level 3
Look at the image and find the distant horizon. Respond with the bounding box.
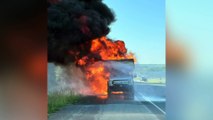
[135,63,165,65]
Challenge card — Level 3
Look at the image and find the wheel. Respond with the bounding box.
[107,87,112,97]
[128,86,134,100]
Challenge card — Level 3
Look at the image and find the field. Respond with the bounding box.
[48,92,81,114]
[134,64,166,84]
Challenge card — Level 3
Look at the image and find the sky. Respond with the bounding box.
[104,0,165,64]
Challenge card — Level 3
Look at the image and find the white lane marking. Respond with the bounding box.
[137,92,166,115]
[135,94,159,119]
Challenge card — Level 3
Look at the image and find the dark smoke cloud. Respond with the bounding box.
[48,0,115,65]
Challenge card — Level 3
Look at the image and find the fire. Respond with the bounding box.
[85,62,110,95]
[111,91,124,95]
[77,36,135,95]
[91,36,135,61]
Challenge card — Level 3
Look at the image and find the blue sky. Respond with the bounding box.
[104,0,165,64]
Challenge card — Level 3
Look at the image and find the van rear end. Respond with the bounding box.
[103,59,135,97]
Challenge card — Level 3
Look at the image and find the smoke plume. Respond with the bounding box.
[48,0,115,65]
[48,63,92,95]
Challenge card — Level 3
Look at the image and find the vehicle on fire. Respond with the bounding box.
[104,59,135,98]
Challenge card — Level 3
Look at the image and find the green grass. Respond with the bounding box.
[147,78,166,84]
[48,92,81,114]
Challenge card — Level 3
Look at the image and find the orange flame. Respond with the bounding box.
[85,62,110,95]
[77,36,135,95]
[111,91,124,95]
[91,36,135,61]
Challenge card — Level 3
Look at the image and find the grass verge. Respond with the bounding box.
[147,78,166,84]
[48,92,81,114]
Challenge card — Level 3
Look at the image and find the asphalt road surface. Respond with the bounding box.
[49,83,166,120]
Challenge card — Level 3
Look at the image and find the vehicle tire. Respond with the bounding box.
[128,86,134,100]
[107,87,112,97]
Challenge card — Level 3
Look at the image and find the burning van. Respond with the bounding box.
[104,59,135,97]
[48,1,136,97]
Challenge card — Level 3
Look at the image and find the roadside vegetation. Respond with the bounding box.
[146,78,166,84]
[48,91,81,114]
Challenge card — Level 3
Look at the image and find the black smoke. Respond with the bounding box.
[48,0,115,65]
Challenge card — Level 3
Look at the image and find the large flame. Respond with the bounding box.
[91,36,135,60]
[77,36,135,95]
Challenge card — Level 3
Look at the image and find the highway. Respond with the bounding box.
[49,83,165,120]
